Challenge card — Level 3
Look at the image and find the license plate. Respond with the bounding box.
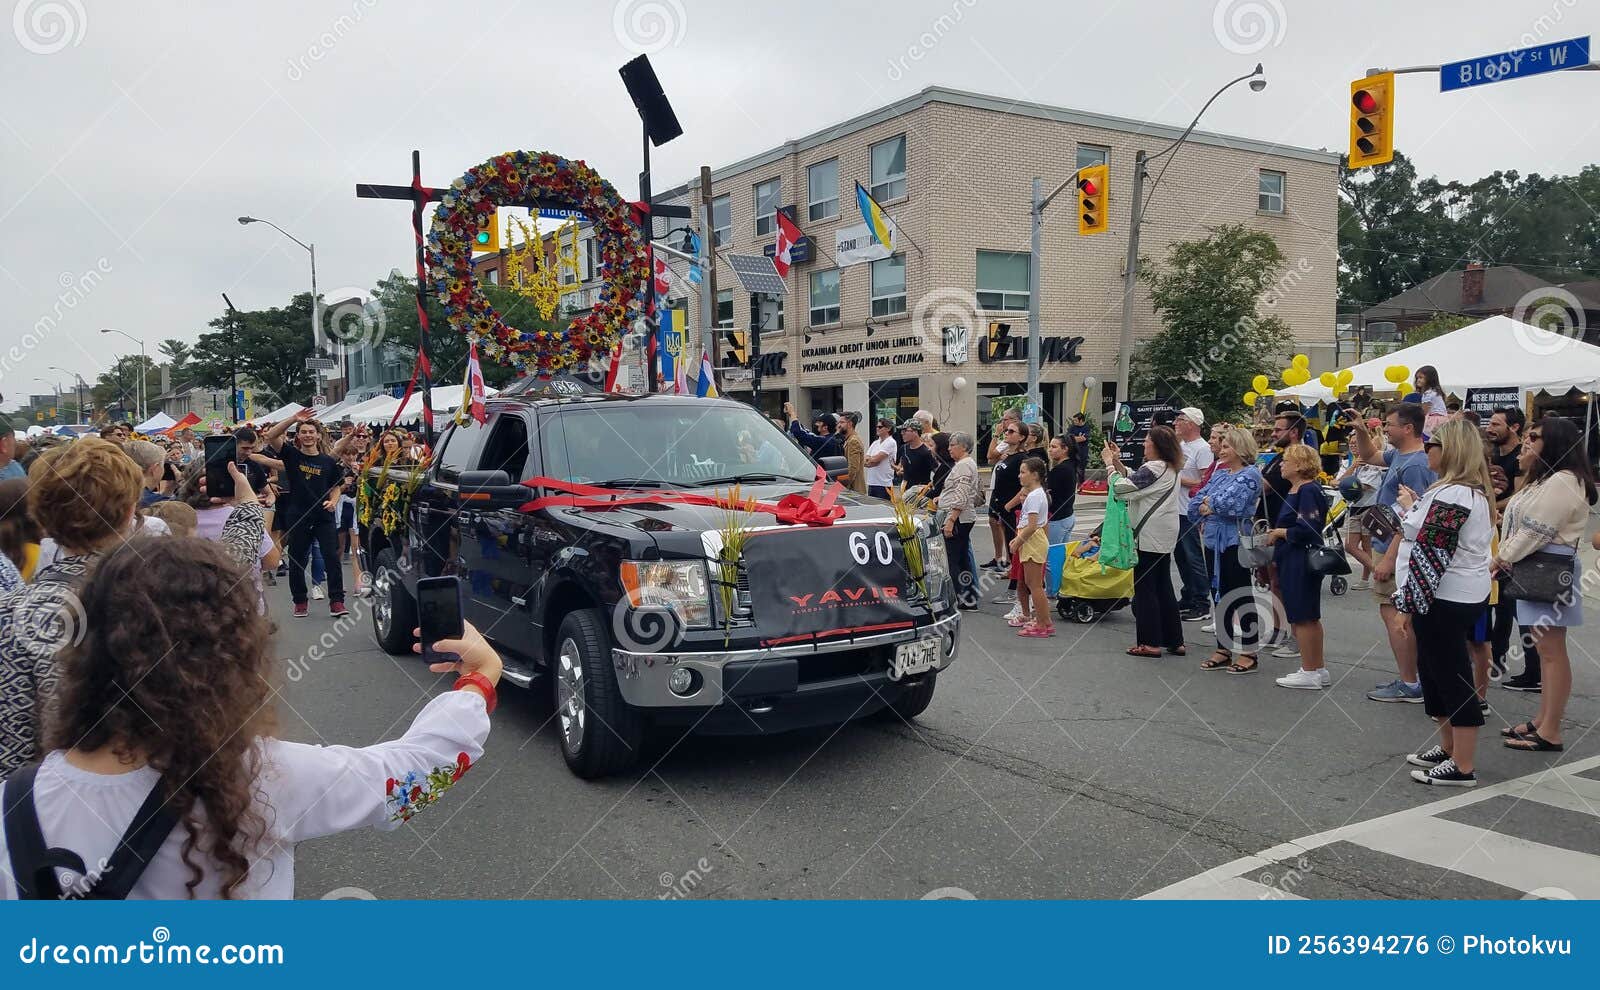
[891,637,941,680]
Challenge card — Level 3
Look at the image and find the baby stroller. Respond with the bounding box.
[1322,485,1350,597]
[1052,540,1134,624]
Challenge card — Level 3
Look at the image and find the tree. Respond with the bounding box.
[1131,224,1295,422]
[91,354,159,420]
[158,338,191,372]
[371,273,563,389]
[187,293,320,406]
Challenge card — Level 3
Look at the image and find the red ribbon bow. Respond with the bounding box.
[516,467,847,527]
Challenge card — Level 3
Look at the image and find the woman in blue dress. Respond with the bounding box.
[1265,445,1329,689]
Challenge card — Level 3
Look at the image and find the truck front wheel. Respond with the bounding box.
[877,672,938,722]
[370,548,417,656]
[553,608,645,779]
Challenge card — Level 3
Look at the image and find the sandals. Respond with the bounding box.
[1504,730,1564,752]
[1018,624,1056,638]
[1126,645,1163,658]
[1225,655,1259,674]
[1200,651,1233,671]
[1167,645,1187,657]
[1501,720,1538,739]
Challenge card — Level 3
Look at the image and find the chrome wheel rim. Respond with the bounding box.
[556,637,586,753]
[372,567,393,637]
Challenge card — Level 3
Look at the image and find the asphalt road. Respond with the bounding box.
[276,547,1600,901]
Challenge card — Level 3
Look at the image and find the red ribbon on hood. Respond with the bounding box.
[517,467,847,527]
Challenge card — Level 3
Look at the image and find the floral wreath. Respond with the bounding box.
[426,151,650,376]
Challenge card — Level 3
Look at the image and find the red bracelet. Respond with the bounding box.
[452,672,498,714]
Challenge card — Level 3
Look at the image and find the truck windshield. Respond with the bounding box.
[544,403,818,487]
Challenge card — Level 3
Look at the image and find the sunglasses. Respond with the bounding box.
[1424,441,1441,451]
[1003,427,1021,435]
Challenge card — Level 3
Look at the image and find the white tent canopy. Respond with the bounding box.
[1276,315,1600,404]
[348,384,497,425]
[254,401,306,423]
[134,411,177,433]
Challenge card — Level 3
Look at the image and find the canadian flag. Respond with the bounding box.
[773,210,802,278]
[653,255,673,299]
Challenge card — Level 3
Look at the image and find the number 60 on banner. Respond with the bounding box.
[849,530,896,566]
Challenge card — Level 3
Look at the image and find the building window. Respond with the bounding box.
[585,238,602,280]
[976,250,1029,311]
[1258,170,1285,214]
[485,268,499,285]
[750,293,783,331]
[715,289,734,328]
[710,195,732,247]
[807,158,839,221]
[809,269,840,326]
[870,135,907,202]
[1075,145,1108,171]
[870,254,906,317]
[754,178,781,235]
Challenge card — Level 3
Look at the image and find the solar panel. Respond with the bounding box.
[726,254,788,296]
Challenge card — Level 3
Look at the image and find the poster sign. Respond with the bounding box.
[836,223,893,267]
[1464,387,1523,418]
[1115,399,1175,467]
[742,525,920,639]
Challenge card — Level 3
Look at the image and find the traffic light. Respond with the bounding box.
[1076,163,1108,236]
[470,209,500,253]
[1348,72,1394,169]
[986,321,1011,360]
[724,329,748,366]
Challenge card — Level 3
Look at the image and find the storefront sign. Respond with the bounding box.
[943,327,969,365]
[1464,386,1523,418]
[836,223,893,267]
[978,333,1085,364]
[800,335,925,375]
[763,237,812,264]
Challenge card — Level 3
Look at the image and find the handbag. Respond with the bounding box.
[1236,519,1273,567]
[1307,543,1352,576]
[1363,503,1402,544]
[1505,549,1576,604]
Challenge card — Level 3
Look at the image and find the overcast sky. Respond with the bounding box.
[2,0,1595,411]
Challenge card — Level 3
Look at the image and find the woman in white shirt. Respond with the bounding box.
[1,536,498,899]
[1103,425,1185,658]
[1009,457,1054,637]
[1393,419,1494,788]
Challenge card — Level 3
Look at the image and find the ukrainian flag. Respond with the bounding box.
[855,181,896,249]
[696,352,718,398]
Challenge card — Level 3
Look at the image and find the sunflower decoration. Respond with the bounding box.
[426,150,651,378]
[714,486,759,642]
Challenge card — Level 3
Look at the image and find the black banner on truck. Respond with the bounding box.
[742,525,920,642]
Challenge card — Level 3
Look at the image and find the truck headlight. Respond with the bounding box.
[923,535,949,600]
[620,560,712,628]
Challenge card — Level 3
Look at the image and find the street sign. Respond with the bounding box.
[722,367,754,384]
[726,254,787,295]
[305,357,338,371]
[1440,36,1590,92]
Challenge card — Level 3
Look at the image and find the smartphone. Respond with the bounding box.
[203,434,237,499]
[416,576,465,664]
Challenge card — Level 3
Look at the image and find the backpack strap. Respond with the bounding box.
[1,762,179,900]
[1131,471,1179,540]
[3,764,76,899]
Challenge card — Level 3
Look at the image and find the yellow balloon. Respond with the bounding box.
[1338,368,1353,386]
[1397,382,1413,396]
[1284,368,1309,387]
[1264,388,1275,396]
[1293,353,1309,369]
[1252,374,1270,393]
[1384,365,1409,384]
[1243,391,1259,406]
[1319,372,1337,388]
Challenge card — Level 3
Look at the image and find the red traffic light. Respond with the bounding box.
[1078,177,1099,196]
[1352,90,1378,114]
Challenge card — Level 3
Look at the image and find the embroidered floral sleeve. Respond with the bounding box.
[1207,468,1262,522]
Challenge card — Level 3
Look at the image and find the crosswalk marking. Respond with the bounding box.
[1143,754,1600,900]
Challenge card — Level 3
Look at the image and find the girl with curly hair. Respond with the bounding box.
[0,536,499,899]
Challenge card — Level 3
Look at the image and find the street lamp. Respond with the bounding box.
[99,327,147,422]
[1113,63,1266,410]
[238,214,320,396]
[50,367,88,423]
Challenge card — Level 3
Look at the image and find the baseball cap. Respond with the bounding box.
[898,420,922,432]
[1178,406,1204,426]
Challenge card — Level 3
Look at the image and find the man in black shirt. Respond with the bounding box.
[261,409,346,617]
[1486,406,1540,689]
[1257,412,1303,524]
[895,422,936,488]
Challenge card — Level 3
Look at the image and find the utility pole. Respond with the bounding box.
[699,165,715,369]
[222,292,242,421]
[1114,149,1147,411]
[1027,178,1043,410]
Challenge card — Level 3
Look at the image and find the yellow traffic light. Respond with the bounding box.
[470,209,500,253]
[986,321,1011,360]
[1076,164,1108,236]
[1348,72,1395,169]
[725,330,748,366]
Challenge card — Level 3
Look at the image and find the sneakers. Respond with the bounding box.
[1317,667,1332,687]
[1407,744,1449,767]
[1350,577,1370,590]
[329,601,349,618]
[1275,667,1323,690]
[1180,608,1209,622]
[1003,604,1023,624]
[311,583,326,601]
[1480,697,1491,715]
[1501,673,1542,693]
[1367,679,1424,703]
[1272,641,1301,659]
[993,591,1017,605]
[1200,620,1216,633]
[1411,758,1477,787]
[292,602,309,618]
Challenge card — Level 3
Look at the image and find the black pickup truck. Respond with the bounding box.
[361,377,961,778]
